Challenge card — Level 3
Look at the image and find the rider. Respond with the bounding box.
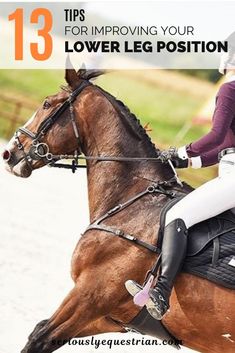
[126,31,235,320]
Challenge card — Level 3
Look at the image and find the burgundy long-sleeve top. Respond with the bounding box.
[186,79,235,167]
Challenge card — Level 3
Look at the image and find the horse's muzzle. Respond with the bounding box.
[12,158,33,178]
[3,149,32,178]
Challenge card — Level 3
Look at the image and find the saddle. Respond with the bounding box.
[158,196,235,289]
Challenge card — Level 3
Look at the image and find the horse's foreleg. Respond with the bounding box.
[21,317,123,353]
[21,284,95,353]
[77,316,124,337]
[21,280,124,353]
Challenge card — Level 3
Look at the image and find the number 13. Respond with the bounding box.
[9,8,53,61]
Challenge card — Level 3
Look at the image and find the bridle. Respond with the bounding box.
[14,80,91,169]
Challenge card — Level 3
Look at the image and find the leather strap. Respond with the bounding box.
[212,237,220,267]
[18,127,37,139]
[87,223,160,253]
[36,80,91,137]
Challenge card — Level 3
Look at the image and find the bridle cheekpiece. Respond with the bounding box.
[14,80,91,170]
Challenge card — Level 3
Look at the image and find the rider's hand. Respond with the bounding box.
[171,156,189,169]
[159,146,189,169]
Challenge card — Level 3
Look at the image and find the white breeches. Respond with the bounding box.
[165,153,235,228]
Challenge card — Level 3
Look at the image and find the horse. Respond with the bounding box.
[3,66,235,353]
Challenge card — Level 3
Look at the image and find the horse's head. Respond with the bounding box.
[2,64,104,178]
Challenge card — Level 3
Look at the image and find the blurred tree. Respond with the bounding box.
[175,69,221,83]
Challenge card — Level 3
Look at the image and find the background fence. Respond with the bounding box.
[0,93,38,138]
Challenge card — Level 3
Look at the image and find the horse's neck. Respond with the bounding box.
[77,86,174,221]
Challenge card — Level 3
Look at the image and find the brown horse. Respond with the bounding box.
[3,67,235,353]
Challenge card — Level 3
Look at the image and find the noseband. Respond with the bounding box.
[14,80,91,167]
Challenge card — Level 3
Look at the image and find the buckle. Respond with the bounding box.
[124,327,141,334]
[218,148,235,161]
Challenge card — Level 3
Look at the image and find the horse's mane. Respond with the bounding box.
[98,86,161,158]
[77,69,160,158]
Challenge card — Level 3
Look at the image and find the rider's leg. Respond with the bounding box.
[148,172,235,319]
[126,161,235,319]
[166,176,235,228]
[147,218,187,319]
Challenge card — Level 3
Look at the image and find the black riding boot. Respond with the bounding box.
[147,218,188,320]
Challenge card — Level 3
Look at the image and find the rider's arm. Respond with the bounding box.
[187,129,235,168]
[190,148,222,168]
[185,82,235,158]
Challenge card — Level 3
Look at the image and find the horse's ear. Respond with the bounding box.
[65,56,79,88]
[80,62,86,70]
[77,63,86,79]
[77,61,106,80]
[77,69,105,80]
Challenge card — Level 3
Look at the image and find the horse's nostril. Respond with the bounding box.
[2,149,11,162]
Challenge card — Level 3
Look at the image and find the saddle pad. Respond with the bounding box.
[183,231,235,289]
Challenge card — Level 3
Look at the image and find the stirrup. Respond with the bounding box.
[125,280,143,297]
[125,280,169,320]
[147,288,169,320]
[125,275,154,306]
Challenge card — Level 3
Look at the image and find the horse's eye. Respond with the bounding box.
[43,101,51,109]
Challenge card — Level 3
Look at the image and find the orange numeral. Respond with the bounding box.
[30,8,53,61]
[8,8,53,61]
[9,8,24,60]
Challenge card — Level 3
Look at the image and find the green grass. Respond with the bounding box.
[0,69,63,100]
